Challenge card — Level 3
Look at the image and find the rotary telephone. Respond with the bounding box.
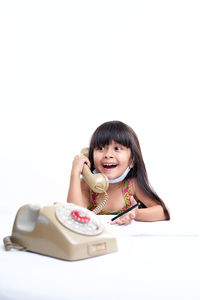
[3,149,117,261]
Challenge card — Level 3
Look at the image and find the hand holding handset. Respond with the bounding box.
[80,148,109,214]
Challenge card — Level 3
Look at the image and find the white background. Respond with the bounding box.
[0,0,200,222]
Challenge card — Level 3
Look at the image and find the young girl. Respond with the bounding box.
[67,120,170,225]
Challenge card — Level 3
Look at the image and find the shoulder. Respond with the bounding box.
[128,177,147,195]
[128,178,156,207]
[127,178,137,194]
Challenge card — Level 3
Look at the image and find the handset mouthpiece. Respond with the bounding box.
[82,164,109,193]
[93,174,109,193]
[81,148,109,193]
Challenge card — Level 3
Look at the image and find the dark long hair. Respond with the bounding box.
[89,120,170,220]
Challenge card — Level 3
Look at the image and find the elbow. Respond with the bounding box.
[164,205,170,221]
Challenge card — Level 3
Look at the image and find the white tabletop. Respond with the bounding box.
[1,209,199,300]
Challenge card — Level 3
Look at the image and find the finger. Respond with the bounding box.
[110,213,131,225]
[110,218,123,225]
[122,216,131,225]
[112,216,130,225]
[80,154,90,165]
[84,158,91,169]
[129,211,136,220]
[116,219,124,225]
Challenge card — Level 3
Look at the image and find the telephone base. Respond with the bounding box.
[5,203,118,261]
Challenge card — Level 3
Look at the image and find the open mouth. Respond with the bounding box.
[103,164,117,169]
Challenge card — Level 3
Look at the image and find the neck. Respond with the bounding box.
[107,181,123,192]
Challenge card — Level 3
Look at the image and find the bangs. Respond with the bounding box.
[92,121,132,149]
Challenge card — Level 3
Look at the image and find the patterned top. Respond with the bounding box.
[88,179,135,215]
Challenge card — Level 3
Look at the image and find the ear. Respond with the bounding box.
[129,160,134,169]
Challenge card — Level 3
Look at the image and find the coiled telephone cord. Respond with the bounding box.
[3,236,26,251]
[92,187,109,215]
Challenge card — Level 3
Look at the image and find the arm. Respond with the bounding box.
[134,204,167,222]
[111,178,170,225]
[67,155,90,208]
[132,178,170,222]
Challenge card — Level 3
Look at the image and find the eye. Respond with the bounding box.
[115,146,121,151]
[97,146,105,151]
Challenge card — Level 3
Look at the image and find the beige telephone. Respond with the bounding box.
[80,148,109,214]
[3,149,117,261]
[3,202,117,261]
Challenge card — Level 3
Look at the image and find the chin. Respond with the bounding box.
[103,172,120,180]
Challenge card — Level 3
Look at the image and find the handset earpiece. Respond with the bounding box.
[80,148,109,194]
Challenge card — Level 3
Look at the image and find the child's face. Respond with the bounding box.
[93,140,133,180]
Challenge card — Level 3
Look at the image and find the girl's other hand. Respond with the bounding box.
[71,155,91,176]
[110,211,135,225]
[110,196,138,225]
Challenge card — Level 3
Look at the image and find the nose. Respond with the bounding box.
[104,147,113,158]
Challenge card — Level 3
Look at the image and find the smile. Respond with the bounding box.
[103,164,117,169]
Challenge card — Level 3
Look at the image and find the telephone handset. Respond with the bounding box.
[80,148,109,214]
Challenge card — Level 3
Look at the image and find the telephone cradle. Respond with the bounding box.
[3,203,118,261]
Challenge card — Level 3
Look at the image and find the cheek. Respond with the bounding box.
[119,153,132,166]
[93,152,100,166]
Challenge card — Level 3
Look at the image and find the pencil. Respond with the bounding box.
[111,203,138,222]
